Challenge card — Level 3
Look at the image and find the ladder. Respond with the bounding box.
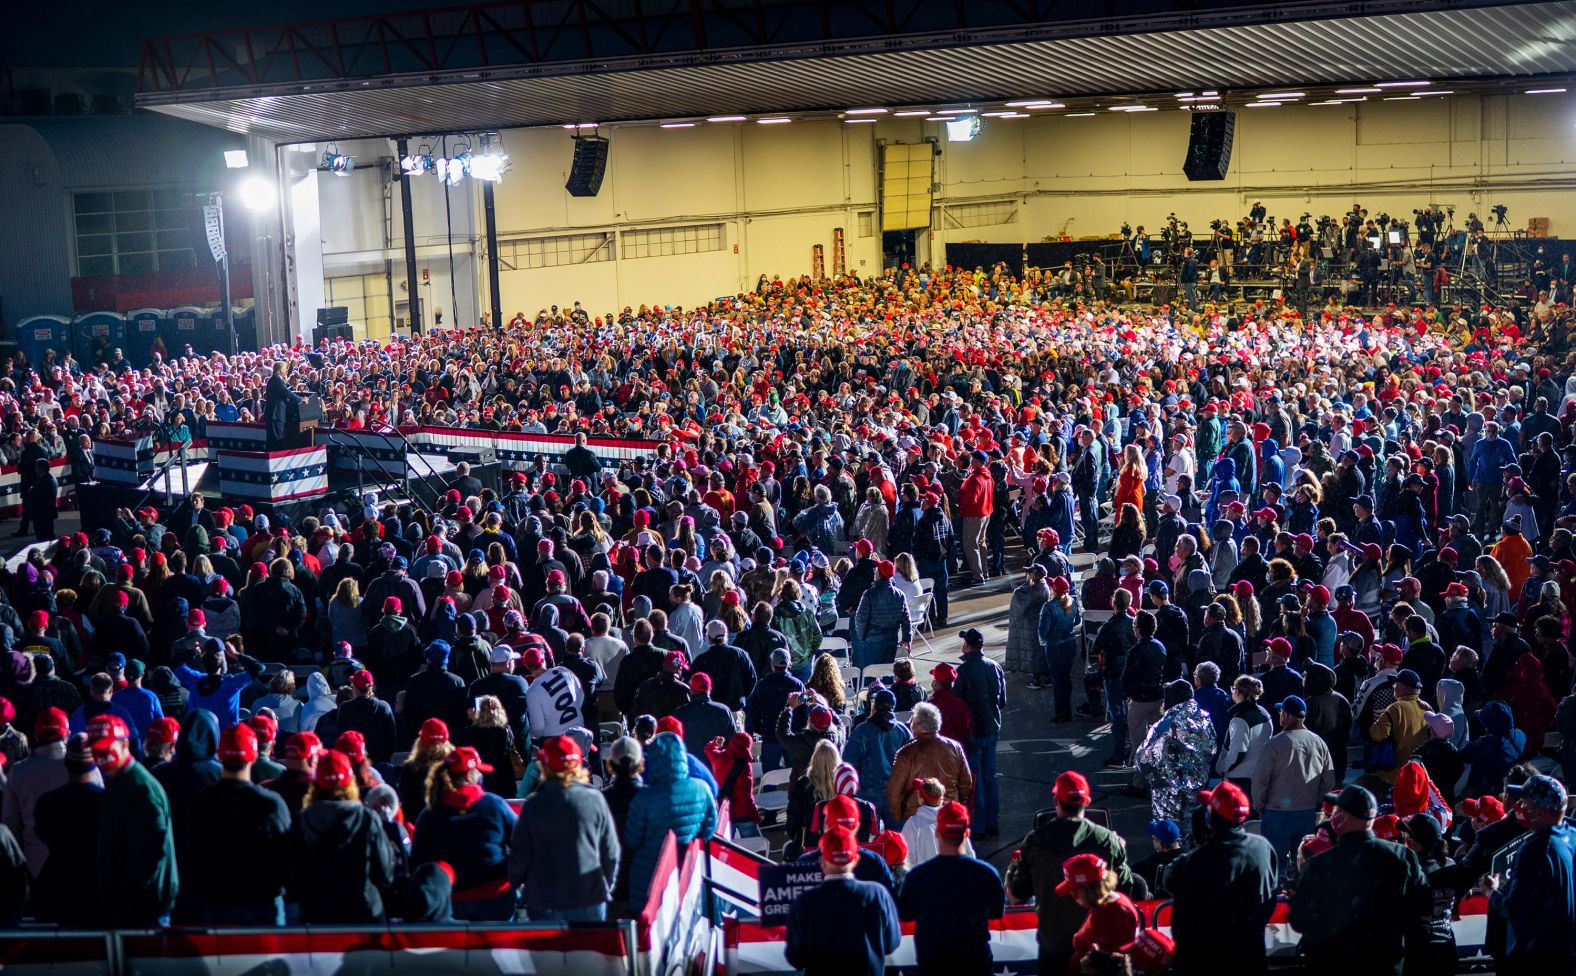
[811,243,825,281]
[832,227,846,276]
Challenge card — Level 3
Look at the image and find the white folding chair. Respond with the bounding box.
[839,663,863,699]
[863,663,897,686]
[820,636,850,659]
[907,590,935,651]
[917,577,935,595]
[756,767,793,815]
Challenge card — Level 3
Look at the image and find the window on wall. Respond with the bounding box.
[943,200,1020,229]
[621,223,725,259]
[73,189,202,277]
[499,232,612,270]
[857,211,875,238]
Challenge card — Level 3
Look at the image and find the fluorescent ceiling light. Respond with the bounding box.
[1245,101,1282,108]
[1526,88,1568,94]
[1005,99,1046,107]
[844,118,877,124]
[1024,102,1065,109]
[998,112,1029,119]
[1257,92,1305,99]
[660,122,696,128]
[1201,90,1219,97]
[938,108,978,115]
[1383,96,1421,101]
[846,107,888,115]
[1066,112,1096,117]
[1415,90,1453,97]
[1375,80,1430,88]
[707,115,746,122]
[925,116,950,121]
[983,111,1017,117]
[1110,105,1155,112]
[894,110,931,117]
[756,117,791,124]
[1175,92,1194,98]
[1337,88,1382,94]
[562,123,598,129]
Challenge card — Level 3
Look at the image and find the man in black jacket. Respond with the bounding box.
[1148,580,1193,681]
[469,646,531,744]
[191,723,291,925]
[691,619,757,714]
[399,642,467,743]
[612,620,667,721]
[954,627,1007,837]
[836,541,878,619]
[1195,603,1245,686]
[336,671,398,764]
[1163,781,1278,975]
[1097,590,1138,767]
[1484,611,1532,696]
[1288,784,1431,974]
[1121,610,1168,770]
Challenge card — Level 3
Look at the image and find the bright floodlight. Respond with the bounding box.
[470,149,510,182]
[224,150,250,169]
[945,116,981,142]
[238,176,274,212]
[400,153,432,175]
[435,154,469,186]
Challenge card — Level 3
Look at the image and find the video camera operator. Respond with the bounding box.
[1213,219,1235,271]
[1249,201,1266,227]
[1294,214,1315,261]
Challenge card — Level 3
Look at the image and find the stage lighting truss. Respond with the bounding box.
[321,144,355,175]
[411,133,509,184]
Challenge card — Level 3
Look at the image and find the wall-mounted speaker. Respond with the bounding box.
[565,137,610,197]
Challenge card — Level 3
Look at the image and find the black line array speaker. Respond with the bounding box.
[565,136,610,197]
[316,306,349,326]
[1183,110,1235,181]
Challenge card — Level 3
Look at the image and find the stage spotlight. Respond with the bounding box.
[238,176,274,212]
[224,150,250,169]
[945,116,981,142]
[470,148,510,182]
[436,153,469,185]
[321,145,354,175]
[400,152,432,176]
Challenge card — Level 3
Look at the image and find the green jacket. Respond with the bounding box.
[97,760,178,926]
[1008,815,1132,952]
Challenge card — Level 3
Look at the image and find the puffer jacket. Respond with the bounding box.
[623,732,717,901]
[1459,700,1528,798]
[842,712,913,819]
[791,503,844,555]
[1006,580,1050,674]
[852,579,911,668]
[773,599,823,670]
[886,732,973,821]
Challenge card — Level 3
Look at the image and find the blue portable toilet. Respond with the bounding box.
[126,308,164,366]
[232,306,257,353]
[164,306,204,361]
[15,315,70,369]
[73,311,127,365]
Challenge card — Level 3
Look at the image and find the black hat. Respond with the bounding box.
[959,627,986,648]
[1395,669,1422,689]
[1335,784,1378,819]
[1493,610,1519,626]
[1402,812,1443,848]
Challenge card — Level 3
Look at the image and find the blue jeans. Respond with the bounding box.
[531,903,607,923]
[966,734,1000,831]
[1260,808,1318,873]
[790,662,813,684]
[917,557,948,624]
[205,898,285,927]
[1105,678,1129,760]
[1076,491,1099,549]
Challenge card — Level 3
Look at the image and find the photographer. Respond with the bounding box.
[1416,242,1439,305]
[1249,201,1266,228]
[1213,220,1235,272]
[1134,226,1150,264]
[1179,247,1199,307]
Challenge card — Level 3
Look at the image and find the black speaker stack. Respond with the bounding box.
[566,136,610,197]
[313,306,354,345]
[1183,110,1236,181]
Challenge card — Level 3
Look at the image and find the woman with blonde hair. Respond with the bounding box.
[328,576,367,651]
[892,552,924,602]
[784,738,841,858]
[852,486,889,557]
[1065,853,1143,976]
[397,717,455,816]
[1475,554,1513,619]
[805,652,847,712]
[456,695,519,798]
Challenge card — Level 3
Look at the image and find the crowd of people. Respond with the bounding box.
[0,262,1571,973]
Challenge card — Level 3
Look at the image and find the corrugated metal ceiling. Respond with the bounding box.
[142,1,1576,141]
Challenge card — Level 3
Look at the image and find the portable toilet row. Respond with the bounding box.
[13,307,257,369]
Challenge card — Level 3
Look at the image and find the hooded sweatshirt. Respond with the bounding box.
[1458,700,1527,798]
[297,672,336,732]
[153,709,221,917]
[1434,678,1471,750]
[289,797,396,923]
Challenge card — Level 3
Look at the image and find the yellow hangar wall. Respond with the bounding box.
[314,92,1576,326]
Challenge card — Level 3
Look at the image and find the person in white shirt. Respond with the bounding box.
[901,778,975,867]
[583,612,630,685]
[522,647,586,743]
[1165,432,1195,495]
[1321,534,1355,592]
[1214,674,1273,796]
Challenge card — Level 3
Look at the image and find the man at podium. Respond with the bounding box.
[264,361,302,449]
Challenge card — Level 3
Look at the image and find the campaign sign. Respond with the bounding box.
[756,861,826,925]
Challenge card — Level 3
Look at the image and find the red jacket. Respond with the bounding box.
[958,468,995,519]
[929,685,975,746]
[706,737,758,823]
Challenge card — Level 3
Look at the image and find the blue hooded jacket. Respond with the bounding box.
[1459,701,1527,798]
[1205,456,1240,527]
[623,732,717,902]
[1260,438,1285,488]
